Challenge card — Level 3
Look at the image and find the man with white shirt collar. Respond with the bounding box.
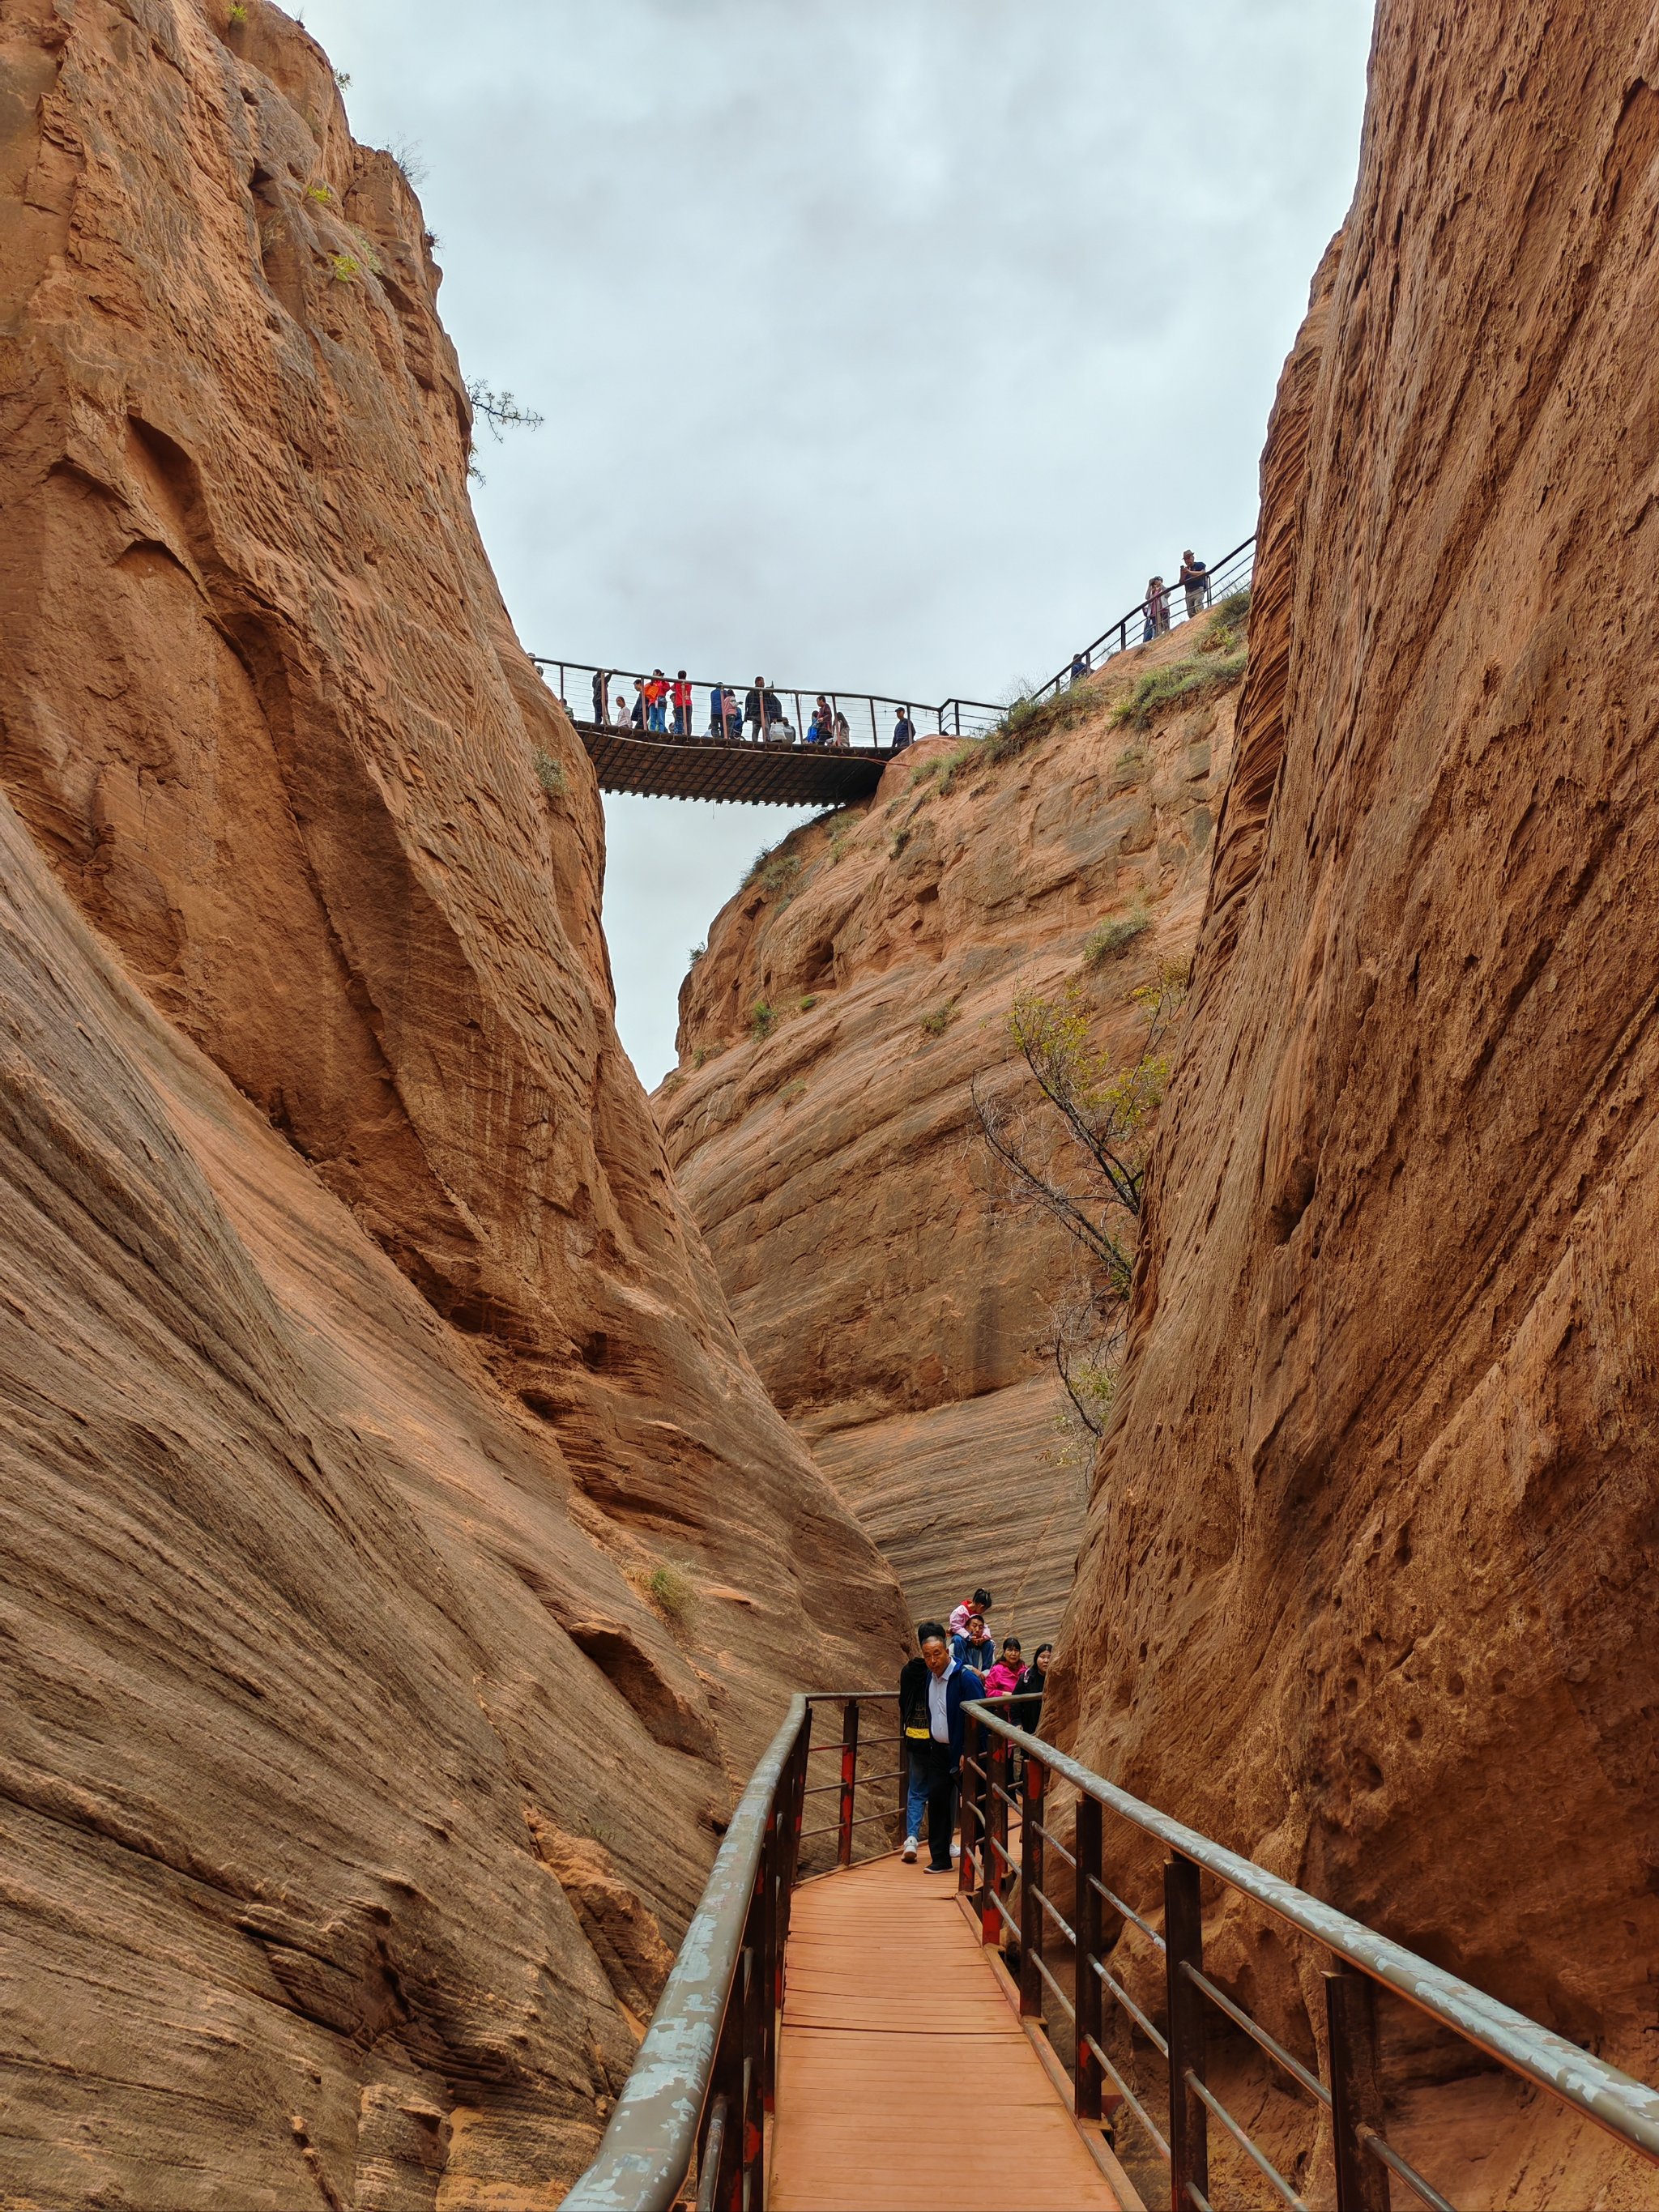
[898,1621,986,1871]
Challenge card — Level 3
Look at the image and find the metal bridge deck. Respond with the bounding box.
[768,1851,1125,2211]
[575,722,891,805]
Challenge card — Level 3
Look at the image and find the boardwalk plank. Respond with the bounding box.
[768,1852,1121,2212]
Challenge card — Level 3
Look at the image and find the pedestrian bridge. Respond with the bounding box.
[571,722,897,807]
[565,1690,1659,2212]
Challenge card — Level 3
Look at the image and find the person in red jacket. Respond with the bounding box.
[671,670,693,736]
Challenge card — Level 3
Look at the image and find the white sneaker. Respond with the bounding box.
[902,1836,919,1861]
[950,1841,961,1860]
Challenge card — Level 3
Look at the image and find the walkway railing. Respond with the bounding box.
[565,1691,900,2212]
[568,1685,1659,2212]
[961,1698,1659,2212]
[938,534,1257,736]
[528,661,1000,755]
[531,533,1256,759]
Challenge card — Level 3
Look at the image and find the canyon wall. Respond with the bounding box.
[0,2,908,2204]
[1055,3,1659,2201]
[662,633,1243,1643]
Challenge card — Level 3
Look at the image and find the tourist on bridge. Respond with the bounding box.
[948,1587,992,1641]
[645,669,670,732]
[1069,651,1089,686]
[953,1613,995,1675]
[591,667,608,725]
[744,679,783,743]
[611,693,630,728]
[815,694,834,738]
[629,678,646,728]
[830,708,851,748]
[672,670,693,736]
[806,709,827,745]
[983,1639,1023,1701]
[1179,549,1209,619]
[892,707,915,752]
[709,683,734,739]
[898,1622,985,1870]
[1014,1643,1053,1737]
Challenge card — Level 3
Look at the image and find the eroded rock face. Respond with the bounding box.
[662,645,1242,1642]
[1056,5,1659,2200]
[0,2,907,2202]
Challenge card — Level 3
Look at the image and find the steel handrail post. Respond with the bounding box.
[977,1729,1001,1945]
[837,1698,859,1868]
[1326,1970,1389,2212]
[1075,1792,1104,2123]
[957,1715,980,1895]
[1164,1854,1209,2212]
[739,1925,763,2211]
[758,1801,779,2116]
[1018,1751,1045,2018]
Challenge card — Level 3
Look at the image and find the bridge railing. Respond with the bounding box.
[961,1698,1659,2212]
[528,659,1001,756]
[568,1682,1659,2211]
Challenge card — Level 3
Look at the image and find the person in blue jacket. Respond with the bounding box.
[898,1622,985,1870]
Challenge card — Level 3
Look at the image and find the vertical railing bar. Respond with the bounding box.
[837,1698,859,1868]
[1326,1969,1390,2212]
[1019,1750,1045,2020]
[1165,1853,1209,2212]
[1075,1792,1104,2121]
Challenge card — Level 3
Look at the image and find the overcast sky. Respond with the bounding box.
[301,0,1374,1087]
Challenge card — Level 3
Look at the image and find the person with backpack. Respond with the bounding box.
[898,1621,986,1869]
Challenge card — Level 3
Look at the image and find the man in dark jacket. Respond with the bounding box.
[898,1621,984,1869]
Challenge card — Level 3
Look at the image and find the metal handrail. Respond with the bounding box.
[535,529,1254,758]
[569,1677,1659,2209]
[527,658,1001,755]
[966,1703,1659,2159]
[936,532,1258,735]
[565,1696,808,2212]
[952,1703,1659,2210]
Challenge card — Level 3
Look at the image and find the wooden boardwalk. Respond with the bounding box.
[768,1852,1126,2211]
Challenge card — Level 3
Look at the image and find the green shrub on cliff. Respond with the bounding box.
[748,1000,777,1042]
[1111,647,1246,730]
[1083,908,1149,967]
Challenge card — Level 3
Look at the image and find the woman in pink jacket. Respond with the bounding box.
[983,1638,1024,1702]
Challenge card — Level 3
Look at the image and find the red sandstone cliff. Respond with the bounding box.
[0,2,906,2203]
[661,639,1243,1642]
[1054,4,1659,2201]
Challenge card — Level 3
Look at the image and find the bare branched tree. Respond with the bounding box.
[973,963,1188,1441]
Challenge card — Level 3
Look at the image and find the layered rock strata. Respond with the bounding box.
[1055,5,1659,2201]
[661,635,1243,1642]
[0,2,907,2204]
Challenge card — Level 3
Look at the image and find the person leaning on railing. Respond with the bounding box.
[898,1621,985,1873]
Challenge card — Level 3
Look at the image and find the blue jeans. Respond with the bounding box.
[648,702,667,731]
[906,1758,930,1841]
